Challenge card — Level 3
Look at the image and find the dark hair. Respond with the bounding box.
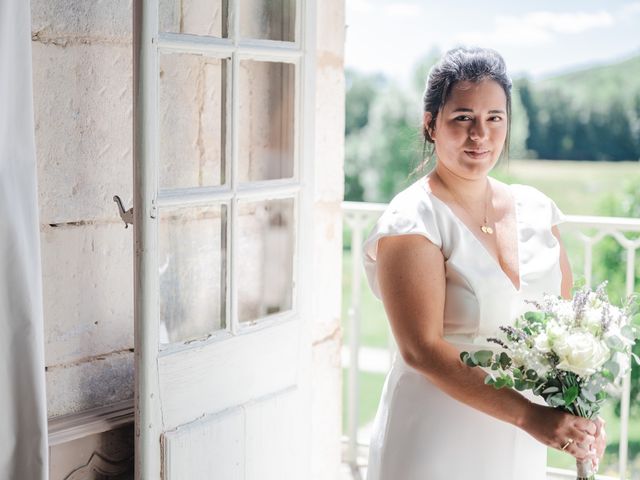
[410,46,513,177]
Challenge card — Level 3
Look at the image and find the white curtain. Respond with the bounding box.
[0,0,49,478]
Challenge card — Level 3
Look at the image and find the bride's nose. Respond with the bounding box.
[468,120,488,142]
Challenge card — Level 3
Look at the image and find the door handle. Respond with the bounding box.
[113,195,133,228]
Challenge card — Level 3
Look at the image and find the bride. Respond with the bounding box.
[362,46,606,479]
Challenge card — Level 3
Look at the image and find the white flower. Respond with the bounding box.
[534,332,551,353]
[526,352,552,378]
[510,341,528,368]
[546,320,567,342]
[553,331,610,377]
[582,307,603,332]
[608,306,624,327]
[555,302,575,323]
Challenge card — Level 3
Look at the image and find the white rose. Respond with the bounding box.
[553,331,610,377]
[546,320,567,342]
[534,333,551,353]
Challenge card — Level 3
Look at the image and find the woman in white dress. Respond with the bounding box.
[362,46,607,480]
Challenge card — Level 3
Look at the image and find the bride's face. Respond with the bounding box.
[424,78,508,180]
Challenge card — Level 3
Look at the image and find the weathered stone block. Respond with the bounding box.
[46,351,133,417]
[32,41,132,224]
[41,222,133,367]
[31,0,132,39]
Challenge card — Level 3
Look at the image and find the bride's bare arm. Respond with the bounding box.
[376,233,597,461]
[552,225,573,300]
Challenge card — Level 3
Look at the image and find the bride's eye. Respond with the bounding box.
[455,115,471,121]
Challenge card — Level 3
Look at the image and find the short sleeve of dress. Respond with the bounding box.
[361,192,442,300]
[549,197,566,226]
[516,184,566,228]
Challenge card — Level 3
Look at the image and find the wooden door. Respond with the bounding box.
[133,0,316,477]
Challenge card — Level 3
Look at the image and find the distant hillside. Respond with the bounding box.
[534,52,640,109]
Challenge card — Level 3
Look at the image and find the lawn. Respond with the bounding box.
[341,159,640,476]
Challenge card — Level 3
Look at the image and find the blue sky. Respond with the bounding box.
[345,0,640,87]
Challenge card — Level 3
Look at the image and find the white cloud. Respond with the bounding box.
[456,10,614,48]
[618,2,640,17]
[525,11,613,34]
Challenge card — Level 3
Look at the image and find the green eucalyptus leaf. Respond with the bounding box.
[514,380,527,391]
[581,388,597,403]
[498,352,512,369]
[563,385,579,406]
[601,369,615,381]
[606,335,625,351]
[474,350,494,367]
[524,311,545,324]
[494,376,513,389]
[548,393,565,407]
[621,325,636,341]
[602,360,620,378]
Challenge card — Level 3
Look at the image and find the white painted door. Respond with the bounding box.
[133,1,315,478]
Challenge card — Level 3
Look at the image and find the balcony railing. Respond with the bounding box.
[341,200,640,480]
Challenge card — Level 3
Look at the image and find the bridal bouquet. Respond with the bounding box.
[461,282,639,480]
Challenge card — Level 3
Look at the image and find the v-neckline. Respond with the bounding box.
[421,179,523,293]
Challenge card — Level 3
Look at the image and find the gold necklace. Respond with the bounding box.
[445,178,494,235]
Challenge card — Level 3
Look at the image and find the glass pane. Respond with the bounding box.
[159,204,228,344]
[159,53,227,190]
[159,0,228,37]
[240,0,295,41]
[239,61,295,182]
[237,198,295,323]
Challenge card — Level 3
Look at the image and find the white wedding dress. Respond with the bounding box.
[362,174,566,480]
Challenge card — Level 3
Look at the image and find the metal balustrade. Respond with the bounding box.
[341,201,640,480]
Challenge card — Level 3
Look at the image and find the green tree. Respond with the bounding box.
[355,84,422,202]
[344,69,388,201]
[509,83,531,160]
[345,68,388,136]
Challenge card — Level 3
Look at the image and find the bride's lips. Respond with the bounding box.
[464,150,490,159]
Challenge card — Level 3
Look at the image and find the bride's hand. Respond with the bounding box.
[591,417,606,471]
[522,403,597,463]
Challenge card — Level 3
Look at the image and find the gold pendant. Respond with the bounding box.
[481,225,494,234]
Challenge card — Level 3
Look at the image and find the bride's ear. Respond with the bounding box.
[423,111,436,140]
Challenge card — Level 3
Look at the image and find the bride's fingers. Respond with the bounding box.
[573,417,597,436]
[568,427,595,449]
[563,443,591,461]
[558,431,595,461]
